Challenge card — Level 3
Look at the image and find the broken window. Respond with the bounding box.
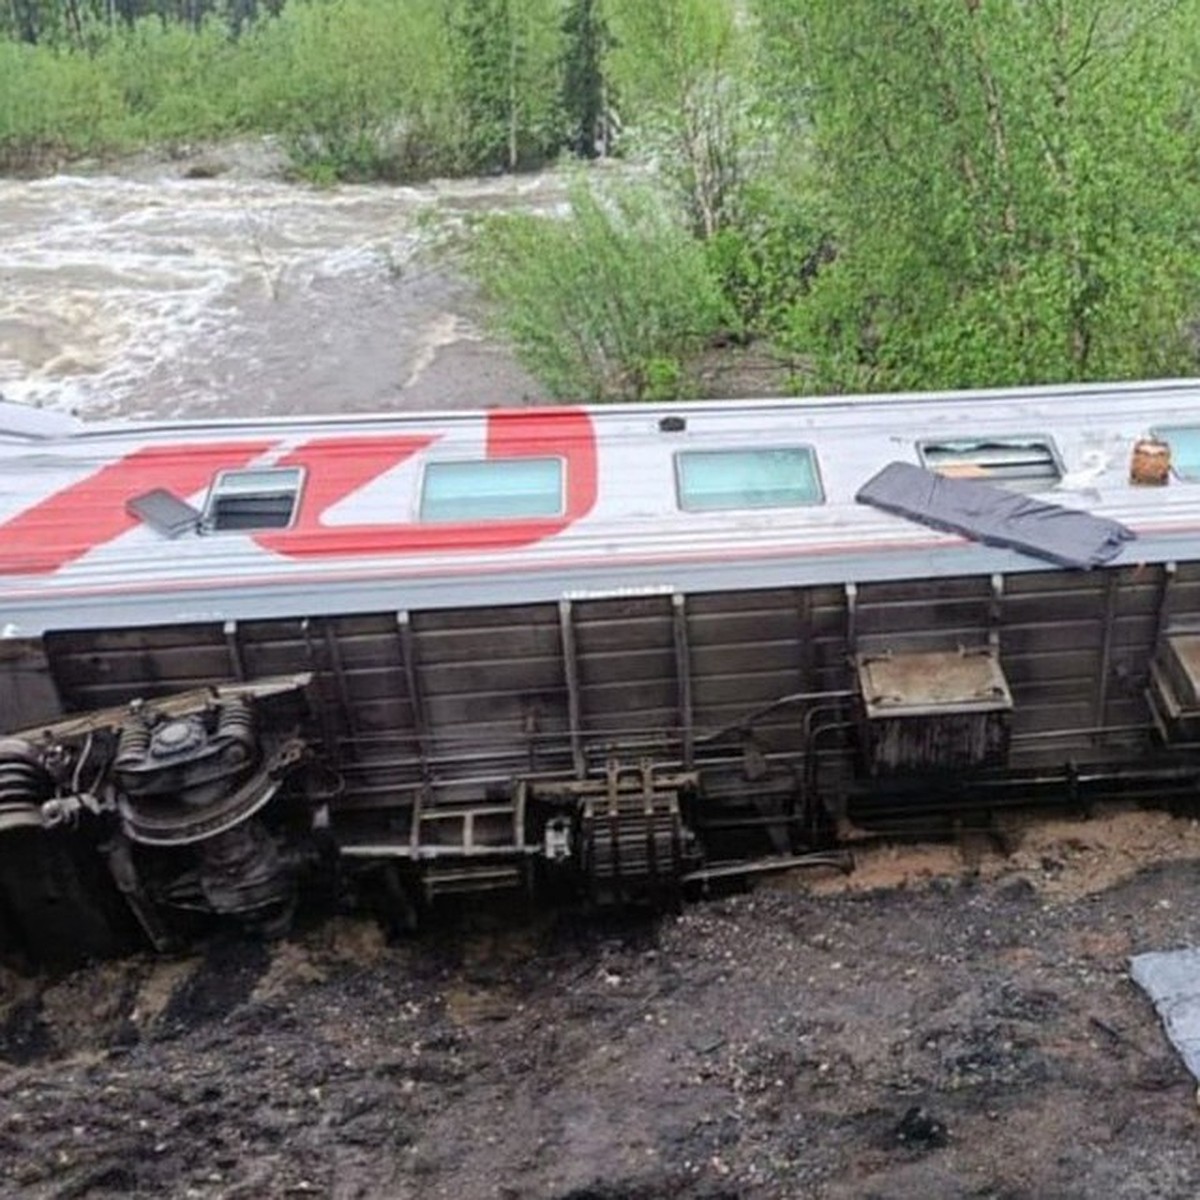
[419,458,564,522]
[675,447,824,512]
[918,438,1062,492]
[203,467,303,532]
[1151,427,1200,481]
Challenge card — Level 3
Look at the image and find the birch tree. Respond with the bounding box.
[604,0,752,238]
[758,0,1200,391]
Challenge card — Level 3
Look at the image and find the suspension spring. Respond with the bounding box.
[0,739,47,806]
[217,698,255,751]
[0,738,51,832]
[114,718,152,770]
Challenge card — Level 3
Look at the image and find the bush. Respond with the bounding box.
[0,39,127,168]
[704,183,831,339]
[244,0,466,182]
[467,181,732,400]
[0,0,566,182]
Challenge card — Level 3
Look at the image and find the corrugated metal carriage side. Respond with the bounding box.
[4,382,1200,963]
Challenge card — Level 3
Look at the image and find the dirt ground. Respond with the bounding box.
[3,806,1200,1200]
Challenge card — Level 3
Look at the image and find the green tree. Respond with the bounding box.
[604,0,752,237]
[446,0,566,173]
[560,0,613,158]
[468,182,731,400]
[757,0,1200,392]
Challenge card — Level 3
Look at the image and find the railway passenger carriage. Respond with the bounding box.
[4,380,1200,962]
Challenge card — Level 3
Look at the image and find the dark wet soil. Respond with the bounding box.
[3,843,1200,1199]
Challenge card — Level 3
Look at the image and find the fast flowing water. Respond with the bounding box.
[0,153,564,421]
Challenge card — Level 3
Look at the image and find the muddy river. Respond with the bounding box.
[0,149,560,420]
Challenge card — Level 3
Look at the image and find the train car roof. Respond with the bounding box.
[4,378,1200,638]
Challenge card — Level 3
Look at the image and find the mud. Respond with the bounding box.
[4,809,1200,1199]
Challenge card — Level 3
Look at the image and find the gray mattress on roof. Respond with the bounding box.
[855,461,1136,569]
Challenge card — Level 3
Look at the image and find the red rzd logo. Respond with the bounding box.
[0,410,598,577]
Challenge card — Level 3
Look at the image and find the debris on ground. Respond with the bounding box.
[1131,948,1200,1084]
[2,809,1200,1198]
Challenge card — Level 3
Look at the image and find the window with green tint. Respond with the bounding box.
[420,458,564,522]
[1152,427,1200,481]
[919,438,1061,492]
[676,447,823,511]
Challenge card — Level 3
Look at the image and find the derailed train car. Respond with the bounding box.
[3,380,1200,962]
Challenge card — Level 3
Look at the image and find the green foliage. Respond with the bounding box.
[106,19,246,141]
[604,0,755,237]
[251,0,464,181]
[704,181,830,339]
[445,0,567,173]
[467,182,731,400]
[0,0,573,179]
[0,0,284,46]
[560,0,613,157]
[0,38,127,166]
[6,0,1200,402]
[756,0,1200,392]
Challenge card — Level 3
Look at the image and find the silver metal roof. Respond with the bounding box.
[3,379,1200,637]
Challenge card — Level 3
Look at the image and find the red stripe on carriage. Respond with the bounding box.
[0,441,275,576]
[254,408,598,559]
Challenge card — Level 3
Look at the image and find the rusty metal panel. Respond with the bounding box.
[573,596,676,749]
[419,653,564,696]
[689,608,805,647]
[690,638,802,677]
[573,610,673,654]
[858,649,1012,717]
[45,623,232,709]
[1160,634,1200,708]
[857,648,1012,774]
[683,588,815,756]
[49,644,232,689]
[1010,701,1097,737]
[1148,632,1200,742]
[1002,650,1100,685]
[1003,570,1106,596]
[864,711,1011,774]
[576,647,678,686]
[0,639,62,729]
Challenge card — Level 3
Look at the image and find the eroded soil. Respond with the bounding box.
[3,808,1200,1199]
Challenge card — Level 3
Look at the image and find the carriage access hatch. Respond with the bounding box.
[856,648,1013,774]
[1148,633,1200,741]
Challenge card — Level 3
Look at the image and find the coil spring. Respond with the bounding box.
[115,718,152,769]
[217,698,255,749]
[0,739,50,806]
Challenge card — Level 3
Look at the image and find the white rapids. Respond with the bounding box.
[0,158,565,420]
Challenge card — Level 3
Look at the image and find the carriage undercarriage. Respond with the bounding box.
[6,557,1200,966]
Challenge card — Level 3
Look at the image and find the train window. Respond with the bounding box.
[919,438,1061,491]
[675,447,824,511]
[1151,427,1200,480]
[203,467,303,532]
[420,458,564,522]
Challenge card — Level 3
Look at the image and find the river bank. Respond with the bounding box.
[0,145,792,420]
